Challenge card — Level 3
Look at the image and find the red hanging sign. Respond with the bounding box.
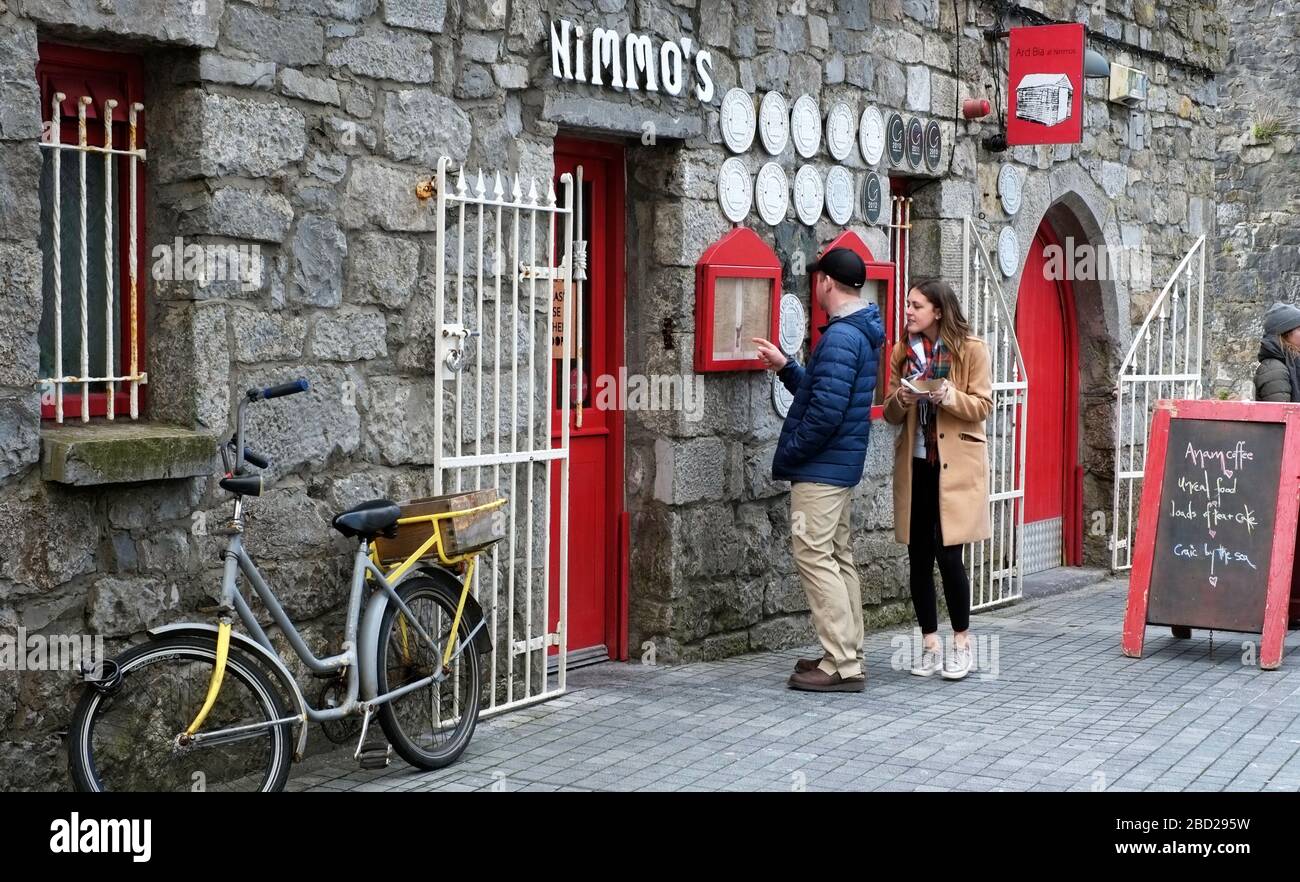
[1006,23,1084,146]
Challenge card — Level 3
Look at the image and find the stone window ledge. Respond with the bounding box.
[41,422,217,486]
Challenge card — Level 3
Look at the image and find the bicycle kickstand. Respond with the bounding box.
[353,704,392,770]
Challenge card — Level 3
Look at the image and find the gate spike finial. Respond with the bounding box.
[456,164,468,196]
[511,175,522,203]
[493,170,504,200]
[527,176,538,205]
[475,168,486,198]
[546,179,557,207]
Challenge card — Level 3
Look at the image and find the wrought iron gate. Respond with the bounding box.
[962,217,1029,610]
[431,156,575,714]
[1111,236,1207,570]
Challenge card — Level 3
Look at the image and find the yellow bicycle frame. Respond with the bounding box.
[184,497,505,737]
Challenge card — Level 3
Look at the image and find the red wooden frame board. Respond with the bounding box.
[694,227,781,373]
[1122,399,1300,669]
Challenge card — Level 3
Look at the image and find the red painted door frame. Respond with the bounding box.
[1018,218,1083,566]
[551,136,628,661]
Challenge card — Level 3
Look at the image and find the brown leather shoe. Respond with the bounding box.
[787,667,865,692]
[794,657,822,673]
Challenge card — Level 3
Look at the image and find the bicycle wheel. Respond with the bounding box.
[68,635,294,792]
[376,575,482,770]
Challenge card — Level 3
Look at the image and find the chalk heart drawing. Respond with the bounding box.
[1209,576,1219,587]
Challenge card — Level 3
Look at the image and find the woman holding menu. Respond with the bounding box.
[883,279,993,681]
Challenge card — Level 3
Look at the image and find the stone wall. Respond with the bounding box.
[0,0,1235,788]
[1212,0,1300,399]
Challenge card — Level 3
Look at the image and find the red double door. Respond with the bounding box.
[549,138,627,663]
[1016,220,1082,568]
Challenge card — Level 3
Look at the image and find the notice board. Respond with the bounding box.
[1122,400,1300,669]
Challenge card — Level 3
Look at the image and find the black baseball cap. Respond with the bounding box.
[808,247,866,289]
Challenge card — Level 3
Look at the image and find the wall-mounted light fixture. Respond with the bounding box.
[1084,48,1111,78]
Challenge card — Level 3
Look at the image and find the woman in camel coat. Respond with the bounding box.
[882,278,993,681]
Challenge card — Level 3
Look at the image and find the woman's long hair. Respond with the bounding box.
[904,278,974,356]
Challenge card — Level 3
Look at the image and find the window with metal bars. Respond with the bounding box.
[36,43,147,423]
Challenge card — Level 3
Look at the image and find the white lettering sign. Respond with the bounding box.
[550,18,713,103]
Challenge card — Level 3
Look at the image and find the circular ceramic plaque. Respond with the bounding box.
[886,112,906,164]
[825,165,854,225]
[793,164,824,226]
[773,373,794,417]
[754,161,789,225]
[998,226,1020,277]
[826,102,854,161]
[924,120,942,171]
[791,95,821,158]
[720,88,756,154]
[717,156,753,223]
[859,105,885,166]
[778,293,806,355]
[759,91,789,156]
[861,170,886,224]
[998,164,1023,216]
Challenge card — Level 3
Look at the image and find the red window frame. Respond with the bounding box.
[36,43,147,420]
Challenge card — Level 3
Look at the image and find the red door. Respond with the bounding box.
[1015,220,1081,568]
[550,139,626,663]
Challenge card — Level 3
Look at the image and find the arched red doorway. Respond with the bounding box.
[1015,218,1082,571]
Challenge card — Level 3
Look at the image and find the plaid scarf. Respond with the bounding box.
[906,334,951,465]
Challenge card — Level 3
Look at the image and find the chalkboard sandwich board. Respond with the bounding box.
[1122,399,1300,669]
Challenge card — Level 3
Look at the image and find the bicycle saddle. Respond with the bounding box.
[332,499,401,539]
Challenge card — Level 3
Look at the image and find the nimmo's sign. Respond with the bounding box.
[1007,23,1084,146]
[550,18,716,102]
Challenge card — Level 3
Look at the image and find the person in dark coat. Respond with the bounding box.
[1255,301,1300,402]
[752,248,884,692]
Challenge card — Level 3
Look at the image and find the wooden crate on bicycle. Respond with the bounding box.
[373,489,508,565]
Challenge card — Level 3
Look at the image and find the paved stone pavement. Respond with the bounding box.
[292,577,1300,792]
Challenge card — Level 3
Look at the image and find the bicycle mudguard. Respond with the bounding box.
[147,623,310,762]
[358,563,493,702]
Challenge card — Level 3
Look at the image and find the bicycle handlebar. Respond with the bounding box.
[247,379,309,402]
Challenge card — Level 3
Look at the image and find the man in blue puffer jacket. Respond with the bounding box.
[753,247,884,693]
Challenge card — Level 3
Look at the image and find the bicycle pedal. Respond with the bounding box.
[356,740,392,770]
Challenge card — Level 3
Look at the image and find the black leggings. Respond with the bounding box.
[908,457,971,635]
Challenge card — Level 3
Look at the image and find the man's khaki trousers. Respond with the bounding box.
[790,482,864,678]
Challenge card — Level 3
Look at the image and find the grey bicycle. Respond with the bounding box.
[68,379,503,792]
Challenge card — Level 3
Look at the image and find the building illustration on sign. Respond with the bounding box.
[1015,72,1074,125]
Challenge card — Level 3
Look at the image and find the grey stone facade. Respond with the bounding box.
[0,0,1247,789]
[1212,0,1300,398]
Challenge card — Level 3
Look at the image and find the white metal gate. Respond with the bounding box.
[431,156,575,714]
[1111,236,1206,570]
[961,217,1029,610]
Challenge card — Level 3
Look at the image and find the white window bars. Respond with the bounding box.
[1111,236,1207,570]
[38,93,147,423]
[961,217,1029,610]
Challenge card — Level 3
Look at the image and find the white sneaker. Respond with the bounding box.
[942,641,973,680]
[910,643,943,677]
